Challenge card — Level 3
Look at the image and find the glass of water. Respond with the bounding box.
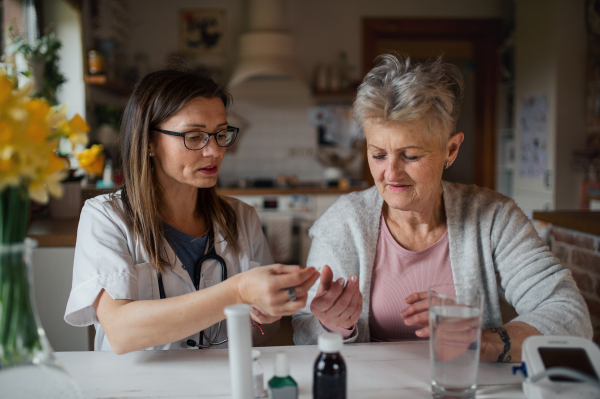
[429,284,483,399]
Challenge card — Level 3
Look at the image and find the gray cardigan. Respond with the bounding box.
[292,181,593,344]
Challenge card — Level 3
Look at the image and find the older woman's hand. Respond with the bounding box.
[311,265,362,329]
[401,291,431,337]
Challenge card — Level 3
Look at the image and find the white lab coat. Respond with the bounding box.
[64,192,273,351]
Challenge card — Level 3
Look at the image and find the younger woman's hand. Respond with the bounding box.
[401,291,430,338]
[250,305,281,324]
[237,264,320,317]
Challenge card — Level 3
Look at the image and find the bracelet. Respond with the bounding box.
[251,321,264,335]
[490,327,512,362]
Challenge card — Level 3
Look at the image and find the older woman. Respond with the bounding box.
[65,69,319,353]
[292,55,592,362]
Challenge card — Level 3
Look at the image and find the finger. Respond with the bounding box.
[404,291,429,304]
[311,277,346,313]
[347,294,363,325]
[337,286,361,321]
[269,264,302,274]
[404,310,429,327]
[274,267,319,289]
[415,326,430,338]
[250,311,265,324]
[277,296,310,315]
[328,280,359,318]
[400,298,429,318]
[289,270,321,299]
[315,265,334,296]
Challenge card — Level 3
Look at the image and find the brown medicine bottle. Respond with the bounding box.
[313,333,346,399]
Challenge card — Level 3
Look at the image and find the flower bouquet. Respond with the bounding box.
[0,68,88,397]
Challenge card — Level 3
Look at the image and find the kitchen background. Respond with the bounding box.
[3,0,600,350]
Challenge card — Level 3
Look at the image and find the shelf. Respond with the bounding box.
[84,75,132,96]
[312,88,357,105]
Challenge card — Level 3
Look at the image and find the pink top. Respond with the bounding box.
[322,214,455,340]
[369,214,455,341]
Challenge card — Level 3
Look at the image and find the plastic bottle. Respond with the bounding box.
[267,351,298,399]
[252,349,265,398]
[224,304,253,399]
[313,333,346,399]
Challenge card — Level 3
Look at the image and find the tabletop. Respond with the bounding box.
[56,341,526,399]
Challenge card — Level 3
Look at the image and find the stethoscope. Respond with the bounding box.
[157,230,228,349]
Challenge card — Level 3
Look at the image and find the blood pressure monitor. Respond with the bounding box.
[518,336,600,399]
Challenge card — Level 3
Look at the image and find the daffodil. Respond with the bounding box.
[0,68,89,204]
[75,144,105,176]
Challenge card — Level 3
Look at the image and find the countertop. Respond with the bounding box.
[218,186,366,196]
[532,211,600,236]
[27,187,364,247]
[53,341,524,398]
[28,217,79,247]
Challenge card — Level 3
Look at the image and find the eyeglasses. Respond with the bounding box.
[153,126,239,150]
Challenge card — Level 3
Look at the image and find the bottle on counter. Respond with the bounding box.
[252,349,265,398]
[313,333,346,399]
[267,351,297,399]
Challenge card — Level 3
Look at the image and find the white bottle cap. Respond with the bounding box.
[252,349,261,360]
[274,351,290,377]
[318,332,343,353]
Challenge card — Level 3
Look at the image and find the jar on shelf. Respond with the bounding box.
[88,51,105,75]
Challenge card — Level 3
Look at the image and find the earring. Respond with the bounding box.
[445,161,450,169]
[149,152,153,157]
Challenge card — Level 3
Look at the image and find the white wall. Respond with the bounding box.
[513,0,586,211]
[43,0,86,119]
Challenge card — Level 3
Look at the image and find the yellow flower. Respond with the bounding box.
[75,144,105,176]
[0,121,13,143]
[24,121,48,144]
[0,75,12,107]
[25,98,51,122]
[56,113,90,146]
[0,67,90,203]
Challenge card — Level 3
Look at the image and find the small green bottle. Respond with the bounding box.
[268,351,298,399]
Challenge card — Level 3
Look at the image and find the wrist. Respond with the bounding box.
[229,273,246,305]
[481,327,512,362]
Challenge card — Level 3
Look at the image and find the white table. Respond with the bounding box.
[56,341,526,399]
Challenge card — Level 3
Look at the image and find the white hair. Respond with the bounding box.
[353,54,465,145]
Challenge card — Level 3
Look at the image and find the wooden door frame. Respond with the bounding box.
[363,18,501,190]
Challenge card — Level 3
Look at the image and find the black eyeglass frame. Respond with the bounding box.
[152,126,239,151]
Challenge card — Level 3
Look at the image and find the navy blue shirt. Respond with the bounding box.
[163,222,208,285]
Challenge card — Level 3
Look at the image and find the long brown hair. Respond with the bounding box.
[112,69,238,274]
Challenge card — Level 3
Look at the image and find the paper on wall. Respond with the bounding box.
[518,94,548,179]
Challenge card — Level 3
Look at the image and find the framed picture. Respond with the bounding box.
[179,9,227,56]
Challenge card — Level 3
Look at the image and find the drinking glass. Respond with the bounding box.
[429,284,483,399]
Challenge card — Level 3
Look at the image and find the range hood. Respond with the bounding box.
[229,0,305,88]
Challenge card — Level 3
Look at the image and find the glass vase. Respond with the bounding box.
[0,239,81,398]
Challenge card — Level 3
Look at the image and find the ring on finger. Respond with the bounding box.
[287,287,297,301]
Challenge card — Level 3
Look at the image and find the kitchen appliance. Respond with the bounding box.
[229,0,305,88]
[232,194,316,265]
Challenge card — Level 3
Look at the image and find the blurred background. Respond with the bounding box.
[4,0,600,349]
